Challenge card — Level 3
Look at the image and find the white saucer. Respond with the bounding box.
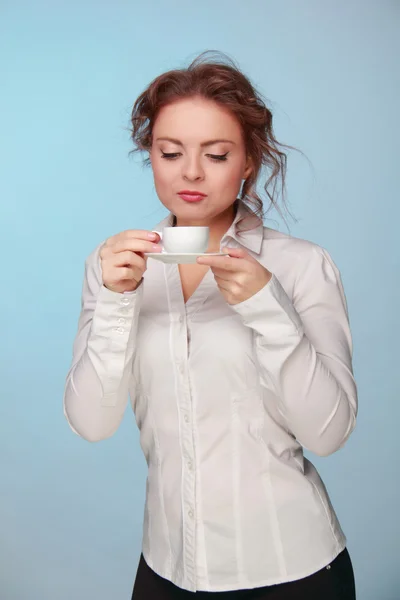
[145,251,228,264]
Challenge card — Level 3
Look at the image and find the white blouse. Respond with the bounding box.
[63,199,357,592]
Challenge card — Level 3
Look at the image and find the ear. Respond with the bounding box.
[243,155,253,180]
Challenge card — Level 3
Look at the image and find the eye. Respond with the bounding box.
[161,152,181,160]
[207,152,229,162]
[160,151,229,162]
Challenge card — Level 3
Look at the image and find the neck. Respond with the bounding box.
[173,200,238,253]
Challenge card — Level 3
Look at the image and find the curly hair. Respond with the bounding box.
[130,50,303,228]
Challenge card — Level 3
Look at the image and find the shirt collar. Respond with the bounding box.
[153,199,265,256]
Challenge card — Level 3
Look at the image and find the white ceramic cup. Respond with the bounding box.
[152,226,209,254]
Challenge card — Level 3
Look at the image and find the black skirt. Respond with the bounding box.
[131,547,356,599]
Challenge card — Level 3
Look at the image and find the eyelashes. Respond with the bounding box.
[161,152,229,162]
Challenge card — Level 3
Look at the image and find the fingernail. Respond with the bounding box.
[153,244,162,251]
[148,233,157,240]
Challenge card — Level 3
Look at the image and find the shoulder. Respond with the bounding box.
[261,226,338,273]
[259,227,346,309]
[262,226,323,255]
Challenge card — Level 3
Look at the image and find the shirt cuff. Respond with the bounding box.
[88,284,143,404]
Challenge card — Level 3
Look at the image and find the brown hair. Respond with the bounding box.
[130,51,304,228]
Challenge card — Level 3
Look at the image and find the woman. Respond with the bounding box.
[63,52,357,599]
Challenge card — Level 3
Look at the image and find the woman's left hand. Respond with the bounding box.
[197,247,272,305]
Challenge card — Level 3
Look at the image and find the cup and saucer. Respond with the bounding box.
[144,226,228,264]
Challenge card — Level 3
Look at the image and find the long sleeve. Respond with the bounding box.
[231,245,357,457]
[63,243,143,442]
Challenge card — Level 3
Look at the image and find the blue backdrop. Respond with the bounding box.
[1,1,399,599]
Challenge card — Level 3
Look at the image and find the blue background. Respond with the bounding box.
[1,1,399,598]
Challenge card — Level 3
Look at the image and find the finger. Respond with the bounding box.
[112,269,143,289]
[104,238,162,256]
[105,230,161,247]
[197,255,237,270]
[213,277,231,292]
[221,247,248,258]
[111,250,146,270]
[209,268,233,281]
[115,266,140,282]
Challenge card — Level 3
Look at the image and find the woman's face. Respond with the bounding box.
[150,96,252,225]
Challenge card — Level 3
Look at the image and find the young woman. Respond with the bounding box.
[64,52,357,599]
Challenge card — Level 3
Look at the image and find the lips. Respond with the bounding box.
[178,190,207,203]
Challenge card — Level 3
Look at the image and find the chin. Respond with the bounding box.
[170,198,208,212]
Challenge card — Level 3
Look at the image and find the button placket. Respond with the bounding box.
[181,384,197,583]
[168,299,197,588]
[181,411,197,579]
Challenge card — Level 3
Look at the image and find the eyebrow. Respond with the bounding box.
[155,137,236,148]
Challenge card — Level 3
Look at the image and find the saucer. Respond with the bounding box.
[145,251,228,264]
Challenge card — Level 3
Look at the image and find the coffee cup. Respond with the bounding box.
[151,226,209,254]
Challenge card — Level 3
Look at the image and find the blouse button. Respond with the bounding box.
[121,298,130,306]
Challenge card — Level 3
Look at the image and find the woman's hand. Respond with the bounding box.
[100,230,162,293]
[197,246,272,305]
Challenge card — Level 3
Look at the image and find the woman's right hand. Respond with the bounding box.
[100,230,162,293]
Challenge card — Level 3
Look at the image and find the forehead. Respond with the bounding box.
[153,97,243,141]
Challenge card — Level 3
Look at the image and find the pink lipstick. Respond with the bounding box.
[178,190,207,203]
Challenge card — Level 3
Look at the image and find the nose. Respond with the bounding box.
[182,154,205,182]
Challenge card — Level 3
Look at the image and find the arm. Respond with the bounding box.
[231,245,357,457]
[63,244,143,442]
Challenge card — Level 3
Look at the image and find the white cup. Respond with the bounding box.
[152,226,209,254]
